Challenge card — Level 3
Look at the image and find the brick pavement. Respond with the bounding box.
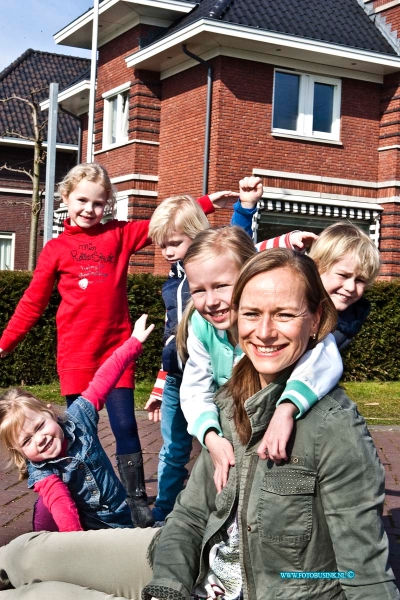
[0,411,399,589]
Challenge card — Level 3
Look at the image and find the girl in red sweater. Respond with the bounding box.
[0,314,154,532]
[0,162,228,528]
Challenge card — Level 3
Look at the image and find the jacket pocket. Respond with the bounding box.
[258,469,316,548]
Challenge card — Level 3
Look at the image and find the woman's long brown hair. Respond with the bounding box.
[227,248,337,445]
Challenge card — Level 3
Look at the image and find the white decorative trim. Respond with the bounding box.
[102,81,131,99]
[253,168,378,188]
[160,46,385,83]
[378,145,400,151]
[94,138,159,155]
[120,188,158,197]
[40,80,90,111]
[0,138,78,151]
[373,0,400,13]
[0,187,32,195]
[260,186,381,208]
[111,173,158,183]
[271,133,343,146]
[376,197,400,203]
[126,18,400,70]
[54,0,195,47]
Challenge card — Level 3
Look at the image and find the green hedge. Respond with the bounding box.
[0,272,399,387]
[342,281,400,381]
[0,271,165,388]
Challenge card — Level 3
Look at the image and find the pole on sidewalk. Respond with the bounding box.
[43,82,58,245]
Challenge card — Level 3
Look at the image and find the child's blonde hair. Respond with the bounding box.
[176,226,257,361]
[149,195,210,244]
[58,162,117,211]
[0,388,59,480]
[309,222,381,286]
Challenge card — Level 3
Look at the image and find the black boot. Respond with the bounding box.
[117,452,155,528]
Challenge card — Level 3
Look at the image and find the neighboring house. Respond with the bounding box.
[0,49,90,270]
[47,0,400,279]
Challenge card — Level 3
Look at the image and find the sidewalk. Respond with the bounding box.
[0,411,399,588]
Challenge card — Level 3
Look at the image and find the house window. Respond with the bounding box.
[0,232,15,270]
[102,82,130,148]
[272,70,341,141]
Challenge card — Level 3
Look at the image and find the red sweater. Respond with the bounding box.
[0,197,213,395]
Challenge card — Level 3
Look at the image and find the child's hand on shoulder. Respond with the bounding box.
[290,230,318,251]
[239,176,263,208]
[204,431,235,493]
[257,401,298,463]
[208,190,239,209]
[132,314,155,344]
[145,396,162,422]
[0,348,8,358]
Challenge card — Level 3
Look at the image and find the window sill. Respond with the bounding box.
[95,138,159,155]
[272,132,343,146]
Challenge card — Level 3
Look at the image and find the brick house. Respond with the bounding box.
[0,49,90,270]
[48,0,400,279]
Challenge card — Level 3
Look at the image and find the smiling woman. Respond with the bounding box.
[0,250,397,600]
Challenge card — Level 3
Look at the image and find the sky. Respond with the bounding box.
[0,0,93,72]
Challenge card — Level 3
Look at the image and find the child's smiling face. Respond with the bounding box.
[319,253,367,313]
[16,408,64,463]
[63,179,108,229]
[186,253,240,330]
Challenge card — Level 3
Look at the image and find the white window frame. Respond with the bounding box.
[102,81,131,149]
[272,69,341,142]
[0,232,15,270]
[115,194,128,221]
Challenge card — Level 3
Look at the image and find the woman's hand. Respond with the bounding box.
[145,396,162,422]
[204,431,235,492]
[132,314,155,343]
[257,402,298,463]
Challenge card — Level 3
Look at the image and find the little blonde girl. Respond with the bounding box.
[0,314,154,532]
[178,226,343,491]
[0,162,220,528]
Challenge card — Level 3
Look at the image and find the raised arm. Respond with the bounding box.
[0,242,58,354]
[83,314,154,410]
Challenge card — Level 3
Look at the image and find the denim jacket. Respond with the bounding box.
[27,397,132,529]
[144,374,399,600]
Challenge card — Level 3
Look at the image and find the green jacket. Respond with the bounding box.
[143,374,399,600]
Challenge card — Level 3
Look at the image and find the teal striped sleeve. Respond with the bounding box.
[276,380,319,418]
[191,410,223,448]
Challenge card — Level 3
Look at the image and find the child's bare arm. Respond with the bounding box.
[204,430,235,493]
[208,190,239,208]
[257,402,298,463]
[239,176,263,208]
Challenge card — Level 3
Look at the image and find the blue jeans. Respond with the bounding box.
[153,374,193,520]
[65,388,141,456]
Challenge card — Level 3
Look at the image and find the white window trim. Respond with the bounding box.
[102,81,131,150]
[115,193,129,221]
[0,232,15,270]
[272,69,341,142]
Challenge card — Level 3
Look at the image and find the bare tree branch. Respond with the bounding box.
[0,163,33,182]
[2,129,35,142]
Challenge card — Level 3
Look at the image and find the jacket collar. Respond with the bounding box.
[63,218,103,236]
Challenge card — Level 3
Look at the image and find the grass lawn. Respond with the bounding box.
[1,380,399,425]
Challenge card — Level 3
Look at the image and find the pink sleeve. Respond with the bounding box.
[197,195,215,215]
[82,337,143,410]
[34,474,83,532]
[0,242,57,352]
